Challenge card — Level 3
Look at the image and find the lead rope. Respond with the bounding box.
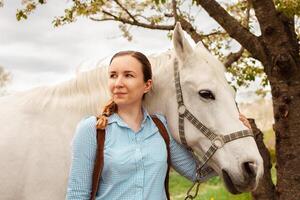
[185,170,202,200]
[185,181,201,200]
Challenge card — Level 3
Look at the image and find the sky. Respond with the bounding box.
[0,1,172,92]
[0,0,264,102]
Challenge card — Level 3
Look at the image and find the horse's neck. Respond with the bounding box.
[144,52,176,115]
[18,65,111,116]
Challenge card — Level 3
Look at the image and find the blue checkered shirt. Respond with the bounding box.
[66,108,215,200]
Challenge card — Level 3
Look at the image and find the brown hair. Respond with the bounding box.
[109,50,152,82]
[96,50,152,130]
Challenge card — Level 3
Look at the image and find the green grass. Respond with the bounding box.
[169,170,251,200]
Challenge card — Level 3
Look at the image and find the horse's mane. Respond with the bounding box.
[15,65,108,115]
[14,51,174,115]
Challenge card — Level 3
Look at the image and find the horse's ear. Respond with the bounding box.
[173,22,193,62]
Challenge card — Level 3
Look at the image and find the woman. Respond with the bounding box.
[66,50,251,200]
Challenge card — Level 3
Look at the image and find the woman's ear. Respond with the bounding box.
[144,79,152,93]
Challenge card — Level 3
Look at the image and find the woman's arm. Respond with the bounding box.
[155,114,217,182]
[66,116,97,200]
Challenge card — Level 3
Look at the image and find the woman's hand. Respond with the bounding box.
[239,114,251,129]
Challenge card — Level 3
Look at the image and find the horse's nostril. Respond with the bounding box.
[243,162,257,178]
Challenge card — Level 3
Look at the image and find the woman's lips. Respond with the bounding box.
[114,92,127,94]
[114,92,127,96]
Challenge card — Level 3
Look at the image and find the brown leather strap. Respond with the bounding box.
[90,117,105,200]
[91,115,171,200]
[151,115,171,200]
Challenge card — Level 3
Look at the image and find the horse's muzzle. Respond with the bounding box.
[222,162,258,194]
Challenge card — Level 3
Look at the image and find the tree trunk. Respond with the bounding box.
[240,1,300,199]
[270,78,300,200]
[248,118,275,200]
[185,1,300,199]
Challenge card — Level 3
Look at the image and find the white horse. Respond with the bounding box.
[0,23,263,200]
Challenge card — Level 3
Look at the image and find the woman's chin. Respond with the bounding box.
[114,99,129,105]
[114,99,142,108]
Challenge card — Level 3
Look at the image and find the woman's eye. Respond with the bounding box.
[109,74,117,78]
[125,74,134,78]
[198,90,215,100]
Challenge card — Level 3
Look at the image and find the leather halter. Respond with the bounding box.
[173,58,254,178]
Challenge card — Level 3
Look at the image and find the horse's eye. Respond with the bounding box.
[198,90,215,100]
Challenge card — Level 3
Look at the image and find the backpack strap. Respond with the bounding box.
[90,117,105,200]
[91,115,171,200]
[151,115,171,200]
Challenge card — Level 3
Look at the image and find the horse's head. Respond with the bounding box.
[164,23,264,194]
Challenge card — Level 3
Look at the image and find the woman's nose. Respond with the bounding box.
[115,76,124,88]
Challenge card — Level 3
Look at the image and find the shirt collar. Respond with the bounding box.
[107,106,151,128]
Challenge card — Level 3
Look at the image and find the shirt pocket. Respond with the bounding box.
[145,135,167,162]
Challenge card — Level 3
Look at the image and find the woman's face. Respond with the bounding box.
[108,55,152,107]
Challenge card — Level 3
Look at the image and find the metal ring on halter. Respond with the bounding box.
[196,167,202,179]
[178,105,186,115]
[212,135,225,149]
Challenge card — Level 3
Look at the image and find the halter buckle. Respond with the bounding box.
[178,105,186,115]
[212,136,224,149]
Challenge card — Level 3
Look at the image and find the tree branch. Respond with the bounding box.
[164,13,174,18]
[194,0,267,65]
[205,30,227,37]
[91,10,174,30]
[224,48,244,68]
[89,17,116,22]
[245,0,251,27]
[172,0,179,22]
[113,0,137,22]
[178,17,203,43]
[134,14,153,22]
[224,0,251,68]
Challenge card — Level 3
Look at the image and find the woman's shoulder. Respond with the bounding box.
[72,116,96,145]
[77,115,97,128]
[151,113,168,125]
[73,116,97,140]
[71,116,98,151]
